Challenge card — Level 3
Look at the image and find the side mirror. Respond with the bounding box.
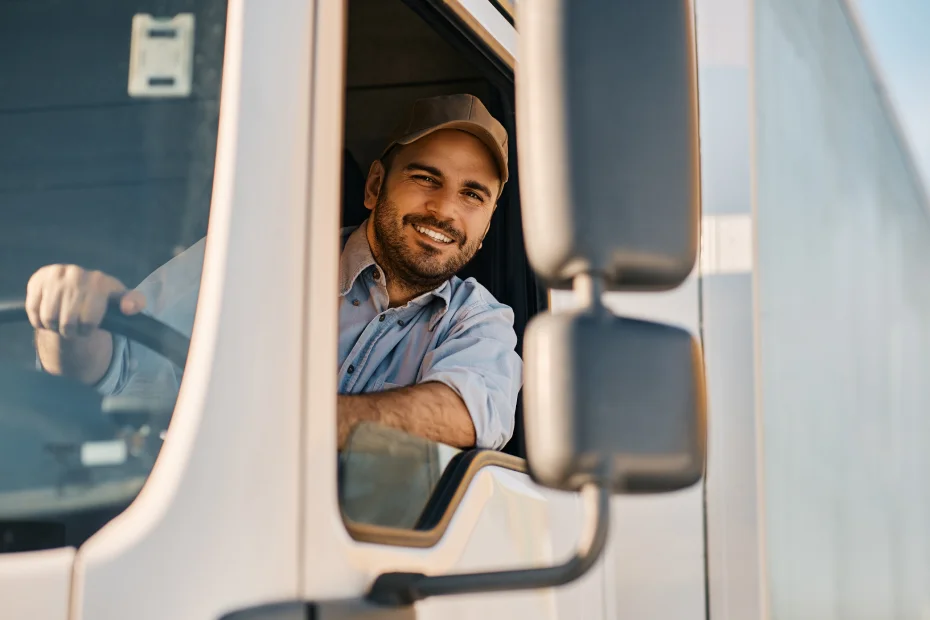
[517,0,705,492]
[523,306,706,494]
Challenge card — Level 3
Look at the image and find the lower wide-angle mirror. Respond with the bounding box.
[523,309,706,494]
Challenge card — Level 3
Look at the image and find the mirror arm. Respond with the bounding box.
[573,272,607,313]
[366,482,610,607]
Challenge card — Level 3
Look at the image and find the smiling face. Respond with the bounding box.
[364,128,502,294]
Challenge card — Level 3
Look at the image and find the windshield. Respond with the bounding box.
[0,2,227,553]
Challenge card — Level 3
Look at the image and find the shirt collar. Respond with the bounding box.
[339,221,377,296]
[339,219,454,310]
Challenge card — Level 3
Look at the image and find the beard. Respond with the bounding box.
[371,194,482,293]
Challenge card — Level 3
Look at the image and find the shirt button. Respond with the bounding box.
[379,315,386,322]
[352,299,359,306]
[347,365,355,374]
[398,320,406,327]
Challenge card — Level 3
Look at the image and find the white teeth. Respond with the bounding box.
[415,225,453,244]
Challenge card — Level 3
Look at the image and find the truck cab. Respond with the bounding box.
[0,1,705,618]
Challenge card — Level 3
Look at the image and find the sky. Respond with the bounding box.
[853,0,930,187]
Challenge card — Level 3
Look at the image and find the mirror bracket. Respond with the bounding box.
[366,483,609,606]
[573,271,607,312]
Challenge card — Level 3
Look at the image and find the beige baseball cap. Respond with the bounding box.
[381,94,510,187]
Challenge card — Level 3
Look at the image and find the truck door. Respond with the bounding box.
[294,2,706,620]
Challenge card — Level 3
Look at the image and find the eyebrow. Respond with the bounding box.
[405,162,493,200]
[462,179,493,200]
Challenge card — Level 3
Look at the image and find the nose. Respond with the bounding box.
[424,187,457,220]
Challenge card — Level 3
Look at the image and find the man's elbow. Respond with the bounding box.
[475,423,514,451]
[473,396,516,451]
[425,374,518,450]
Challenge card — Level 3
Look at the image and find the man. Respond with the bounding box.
[27,94,521,451]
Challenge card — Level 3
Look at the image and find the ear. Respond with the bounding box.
[364,161,387,211]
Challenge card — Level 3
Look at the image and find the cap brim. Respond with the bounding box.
[383,120,509,187]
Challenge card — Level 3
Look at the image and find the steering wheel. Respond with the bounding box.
[0,298,190,449]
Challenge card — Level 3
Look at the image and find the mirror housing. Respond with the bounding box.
[517,0,701,290]
[523,305,706,493]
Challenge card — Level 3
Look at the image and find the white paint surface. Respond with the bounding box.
[701,214,754,275]
[0,548,73,620]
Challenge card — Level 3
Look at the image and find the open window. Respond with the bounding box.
[337,0,540,537]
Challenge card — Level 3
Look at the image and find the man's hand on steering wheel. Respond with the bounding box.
[26,265,146,338]
[0,269,191,445]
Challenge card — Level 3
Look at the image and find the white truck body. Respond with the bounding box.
[2,0,927,618]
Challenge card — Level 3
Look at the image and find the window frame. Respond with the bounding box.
[339,0,535,549]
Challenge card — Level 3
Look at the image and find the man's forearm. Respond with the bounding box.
[338,382,477,449]
[35,329,114,386]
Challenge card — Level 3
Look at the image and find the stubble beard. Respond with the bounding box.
[371,195,482,295]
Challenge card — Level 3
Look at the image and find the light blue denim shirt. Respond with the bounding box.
[88,221,522,449]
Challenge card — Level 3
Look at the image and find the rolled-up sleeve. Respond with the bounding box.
[418,300,523,450]
[35,334,129,396]
[38,325,180,398]
[34,238,204,399]
[95,334,130,395]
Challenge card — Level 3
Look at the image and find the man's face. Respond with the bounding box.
[364,128,502,291]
